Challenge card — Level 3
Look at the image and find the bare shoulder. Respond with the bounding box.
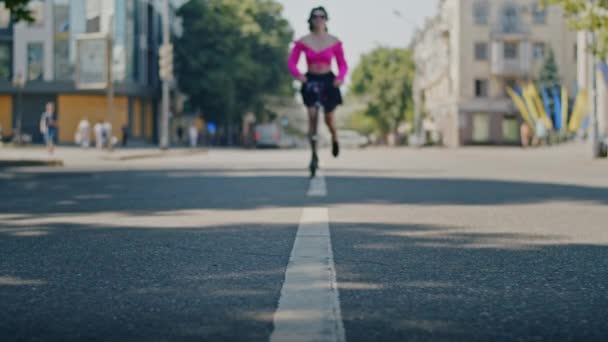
[298,34,313,43]
[328,34,341,44]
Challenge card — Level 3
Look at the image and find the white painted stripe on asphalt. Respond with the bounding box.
[307,172,327,197]
[270,208,345,342]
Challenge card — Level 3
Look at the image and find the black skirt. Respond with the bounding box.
[300,72,343,113]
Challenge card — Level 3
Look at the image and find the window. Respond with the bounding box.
[27,42,44,81]
[0,43,10,80]
[54,0,72,81]
[86,0,101,33]
[475,79,489,97]
[0,4,10,29]
[501,5,519,33]
[502,116,519,143]
[111,0,136,82]
[533,42,545,60]
[86,17,100,32]
[532,3,547,25]
[475,42,488,60]
[473,2,489,25]
[473,113,490,142]
[504,42,519,59]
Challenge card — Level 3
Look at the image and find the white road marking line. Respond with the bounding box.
[270,208,345,342]
[307,172,327,197]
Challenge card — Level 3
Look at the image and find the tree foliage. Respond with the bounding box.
[175,0,294,126]
[349,47,415,136]
[1,0,34,23]
[538,47,561,85]
[547,0,608,57]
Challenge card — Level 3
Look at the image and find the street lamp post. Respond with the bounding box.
[107,16,114,151]
[160,0,171,150]
[589,30,601,158]
[12,73,25,145]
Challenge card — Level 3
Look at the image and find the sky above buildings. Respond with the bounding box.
[277,0,440,77]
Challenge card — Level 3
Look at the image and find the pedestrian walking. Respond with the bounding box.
[39,102,58,155]
[177,124,184,146]
[94,121,104,149]
[121,124,129,147]
[103,120,112,149]
[189,122,198,148]
[520,122,531,148]
[534,120,548,147]
[194,114,205,145]
[76,118,91,148]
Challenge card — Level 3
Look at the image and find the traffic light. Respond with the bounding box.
[159,43,174,81]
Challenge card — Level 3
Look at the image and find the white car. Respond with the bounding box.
[337,130,369,148]
[255,123,280,148]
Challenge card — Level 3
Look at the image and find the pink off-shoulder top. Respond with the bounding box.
[288,40,348,81]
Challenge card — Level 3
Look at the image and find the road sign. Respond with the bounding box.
[159,43,174,81]
[75,33,110,90]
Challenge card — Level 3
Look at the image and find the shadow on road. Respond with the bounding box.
[1,168,607,340]
[0,169,607,217]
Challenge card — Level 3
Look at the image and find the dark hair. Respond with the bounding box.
[308,7,329,32]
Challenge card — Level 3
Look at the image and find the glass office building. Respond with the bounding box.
[0,0,181,144]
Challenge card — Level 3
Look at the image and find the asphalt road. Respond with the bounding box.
[1,145,607,341]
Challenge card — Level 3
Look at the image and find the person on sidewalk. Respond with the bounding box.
[177,124,184,146]
[121,124,129,147]
[534,120,548,147]
[189,122,199,148]
[520,122,531,148]
[94,121,104,149]
[76,118,91,148]
[103,120,113,149]
[39,102,58,155]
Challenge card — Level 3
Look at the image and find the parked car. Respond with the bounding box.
[337,130,369,148]
[255,123,280,148]
[278,133,298,149]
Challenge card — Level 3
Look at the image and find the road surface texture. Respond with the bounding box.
[1,144,607,341]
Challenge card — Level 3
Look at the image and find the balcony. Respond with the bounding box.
[490,41,531,77]
[490,10,531,41]
[490,26,530,41]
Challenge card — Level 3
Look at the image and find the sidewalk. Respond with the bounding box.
[0,146,64,168]
[0,145,207,168]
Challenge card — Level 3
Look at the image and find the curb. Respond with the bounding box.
[0,159,64,168]
[102,149,208,161]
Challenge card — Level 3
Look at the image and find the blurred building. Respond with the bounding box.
[0,0,182,144]
[412,0,577,146]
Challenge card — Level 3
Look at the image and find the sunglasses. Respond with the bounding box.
[312,14,326,19]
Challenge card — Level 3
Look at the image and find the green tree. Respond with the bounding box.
[349,47,415,138]
[1,0,34,23]
[347,109,378,136]
[538,47,561,85]
[175,0,294,131]
[546,0,608,57]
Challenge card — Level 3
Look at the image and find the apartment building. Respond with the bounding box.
[413,0,578,146]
